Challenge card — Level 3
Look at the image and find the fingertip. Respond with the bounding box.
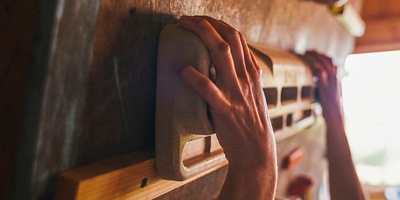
[179,15,193,27]
[176,64,193,77]
[180,15,190,20]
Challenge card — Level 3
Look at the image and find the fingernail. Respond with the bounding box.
[179,15,192,26]
[180,15,192,21]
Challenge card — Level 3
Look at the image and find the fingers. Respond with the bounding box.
[179,16,239,88]
[305,51,336,75]
[316,54,336,77]
[200,16,248,81]
[178,15,269,126]
[305,51,335,84]
[177,65,231,115]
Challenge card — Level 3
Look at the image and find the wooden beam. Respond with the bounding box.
[355,14,400,53]
[354,41,400,54]
[55,153,227,200]
[360,0,400,19]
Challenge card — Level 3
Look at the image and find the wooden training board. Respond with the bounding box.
[55,24,323,199]
[156,24,315,181]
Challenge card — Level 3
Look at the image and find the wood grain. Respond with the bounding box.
[55,153,227,200]
[359,0,400,19]
[355,14,400,53]
[354,0,400,53]
[12,0,360,198]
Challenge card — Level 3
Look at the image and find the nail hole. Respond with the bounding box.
[140,178,147,188]
[129,7,136,17]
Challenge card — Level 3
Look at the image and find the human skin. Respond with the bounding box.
[177,15,277,200]
[176,15,364,200]
[305,51,365,200]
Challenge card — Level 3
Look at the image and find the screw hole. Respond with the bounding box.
[129,7,136,17]
[140,178,147,188]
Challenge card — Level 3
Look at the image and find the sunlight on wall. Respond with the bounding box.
[342,51,400,186]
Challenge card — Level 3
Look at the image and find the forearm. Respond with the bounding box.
[304,51,365,199]
[324,110,365,200]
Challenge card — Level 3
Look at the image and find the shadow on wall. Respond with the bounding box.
[75,10,179,166]
[16,4,180,199]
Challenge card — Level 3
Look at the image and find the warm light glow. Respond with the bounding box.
[342,51,400,185]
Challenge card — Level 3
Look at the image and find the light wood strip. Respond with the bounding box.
[55,153,227,200]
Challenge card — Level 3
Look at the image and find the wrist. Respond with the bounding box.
[226,147,278,177]
[322,107,342,122]
[222,157,277,200]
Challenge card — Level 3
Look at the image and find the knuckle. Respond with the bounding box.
[225,28,241,42]
[232,30,241,40]
[255,64,262,74]
[192,17,209,28]
[215,40,231,53]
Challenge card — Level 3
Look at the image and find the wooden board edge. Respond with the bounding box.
[54,153,228,200]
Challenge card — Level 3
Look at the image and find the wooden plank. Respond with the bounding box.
[360,0,400,19]
[356,15,400,46]
[55,153,227,200]
[355,14,400,53]
[355,1,400,53]
[354,41,400,54]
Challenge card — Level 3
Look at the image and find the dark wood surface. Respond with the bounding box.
[8,0,361,199]
[0,0,40,199]
[355,0,400,53]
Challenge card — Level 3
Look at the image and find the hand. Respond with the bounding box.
[304,51,341,119]
[177,16,277,200]
[304,51,366,200]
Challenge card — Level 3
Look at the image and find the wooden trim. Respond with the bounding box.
[354,41,400,53]
[355,14,400,53]
[55,153,227,200]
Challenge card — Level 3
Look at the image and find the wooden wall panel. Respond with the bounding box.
[359,0,400,19]
[13,0,359,198]
[13,0,101,199]
[355,0,400,53]
[355,15,400,53]
[0,0,40,199]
